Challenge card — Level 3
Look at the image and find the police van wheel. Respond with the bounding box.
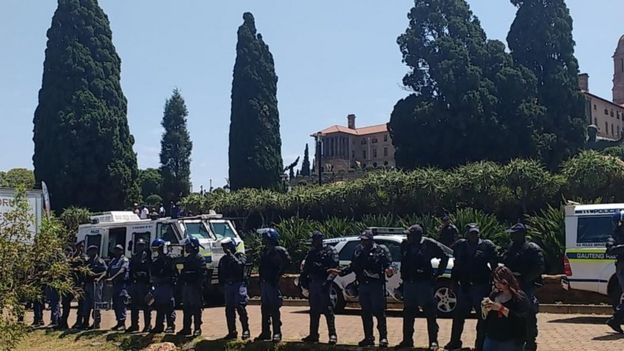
[434,280,457,318]
[330,283,346,314]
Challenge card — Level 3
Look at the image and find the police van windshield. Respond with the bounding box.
[209,221,236,241]
[184,222,211,240]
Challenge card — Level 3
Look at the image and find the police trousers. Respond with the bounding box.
[359,280,387,341]
[112,283,128,323]
[129,282,151,328]
[483,337,524,351]
[403,280,438,344]
[153,283,175,330]
[182,283,203,331]
[81,281,103,326]
[308,279,336,338]
[613,261,624,322]
[60,292,74,328]
[521,282,539,351]
[260,282,283,335]
[450,283,490,350]
[224,281,249,334]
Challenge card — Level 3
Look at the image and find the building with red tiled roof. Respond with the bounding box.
[311,114,395,172]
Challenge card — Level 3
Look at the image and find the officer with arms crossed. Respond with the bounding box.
[256,228,291,342]
[330,230,393,348]
[300,231,339,345]
[446,224,497,351]
[396,224,449,351]
[178,237,206,337]
[150,239,177,334]
[606,210,624,333]
[107,244,130,331]
[218,238,250,340]
[126,238,152,333]
[81,245,107,330]
[500,223,545,351]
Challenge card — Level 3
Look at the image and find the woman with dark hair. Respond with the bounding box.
[481,266,531,351]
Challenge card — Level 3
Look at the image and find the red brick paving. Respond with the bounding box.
[26,307,624,350]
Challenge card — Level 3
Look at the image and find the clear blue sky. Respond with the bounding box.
[1,1,622,190]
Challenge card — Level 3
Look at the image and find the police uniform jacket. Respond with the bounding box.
[218,252,247,284]
[108,256,130,285]
[501,240,545,286]
[438,224,459,247]
[129,250,151,284]
[259,245,291,286]
[85,256,107,283]
[150,254,176,285]
[300,245,339,286]
[345,243,391,284]
[607,226,624,262]
[451,238,497,285]
[180,252,206,287]
[400,237,448,282]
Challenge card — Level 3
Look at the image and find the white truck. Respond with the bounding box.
[0,187,45,235]
[75,211,245,299]
[561,203,623,307]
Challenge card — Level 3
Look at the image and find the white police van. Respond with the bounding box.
[561,203,622,306]
[75,211,244,289]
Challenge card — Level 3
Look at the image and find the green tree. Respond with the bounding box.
[229,12,283,190]
[389,0,542,170]
[0,169,35,189]
[59,206,91,235]
[507,0,586,169]
[160,89,192,204]
[145,194,163,207]
[0,188,72,350]
[301,144,311,177]
[138,168,163,202]
[32,0,139,212]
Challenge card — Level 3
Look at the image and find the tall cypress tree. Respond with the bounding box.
[301,144,311,176]
[33,0,138,211]
[507,0,586,169]
[159,89,192,204]
[229,12,283,190]
[389,0,542,170]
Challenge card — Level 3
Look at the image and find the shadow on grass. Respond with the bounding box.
[193,340,437,351]
[105,333,157,350]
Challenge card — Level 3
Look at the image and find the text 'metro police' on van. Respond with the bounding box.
[562,203,624,306]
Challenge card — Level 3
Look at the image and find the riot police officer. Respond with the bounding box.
[58,245,78,330]
[446,224,497,351]
[178,237,206,337]
[397,224,449,350]
[437,214,459,248]
[256,228,291,342]
[107,244,130,331]
[330,230,393,348]
[500,223,545,351]
[218,238,250,340]
[81,245,107,330]
[606,210,624,333]
[70,241,87,329]
[300,231,339,345]
[127,238,152,333]
[150,239,177,334]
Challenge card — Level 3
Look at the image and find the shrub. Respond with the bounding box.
[59,206,91,235]
[526,205,565,274]
[145,194,163,207]
[562,151,624,202]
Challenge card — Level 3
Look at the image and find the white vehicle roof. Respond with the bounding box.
[565,203,624,216]
[90,211,141,223]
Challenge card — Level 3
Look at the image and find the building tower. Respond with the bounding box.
[613,35,624,105]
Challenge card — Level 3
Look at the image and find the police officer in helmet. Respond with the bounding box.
[446,224,497,351]
[150,238,177,334]
[329,230,393,348]
[500,223,545,351]
[177,237,206,337]
[606,210,624,333]
[300,231,339,345]
[81,245,107,330]
[107,244,130,331]
[218,237,250,340]
[397,224,449,350]
[126,238,152,333]
[256,228,291,342]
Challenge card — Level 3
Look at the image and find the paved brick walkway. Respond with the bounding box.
[27,307,624,350]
